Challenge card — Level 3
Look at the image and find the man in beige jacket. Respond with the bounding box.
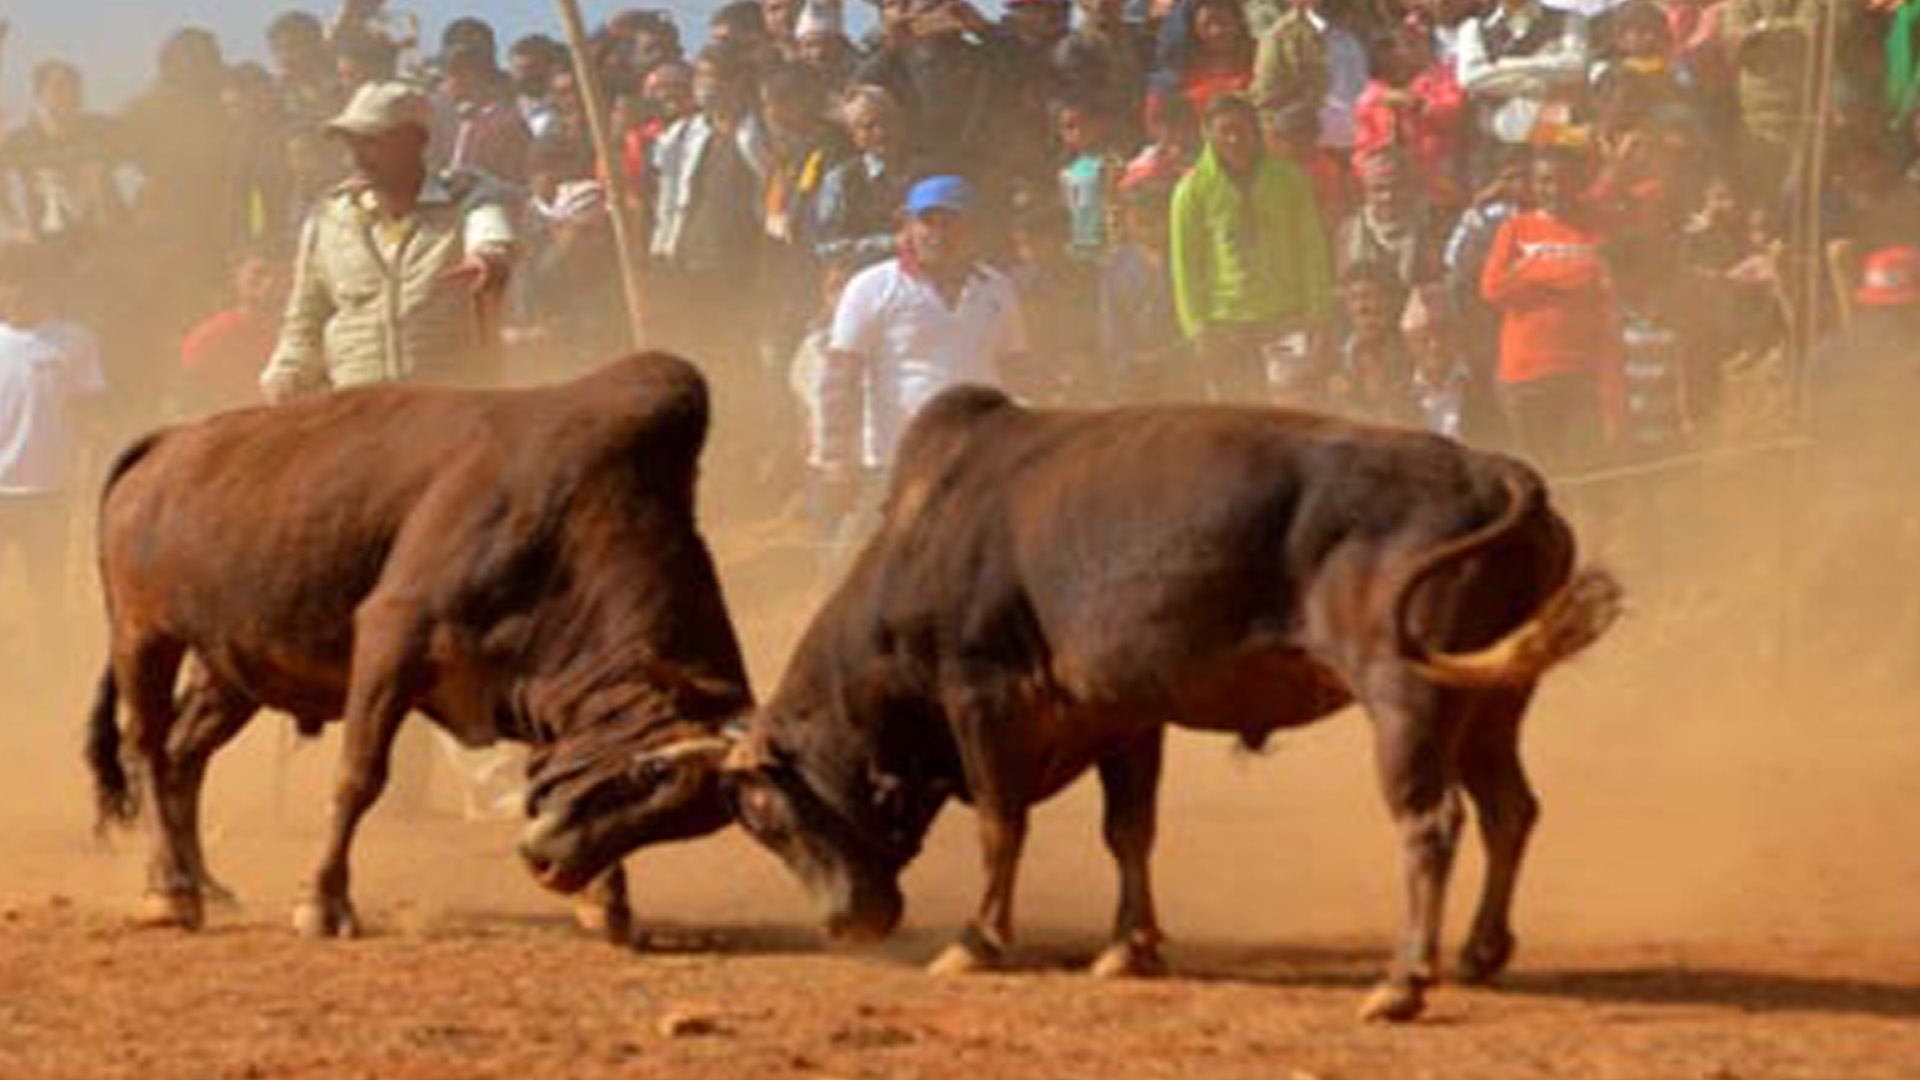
[261,80,516,402]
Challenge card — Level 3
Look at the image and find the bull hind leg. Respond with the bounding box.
[1358,684,1468,1023]
[115,635,202,929]
[929,685,1032,976]
[294,596,424,939]
[164,669,259,909]
[1089,730,1168,978]
[1455,689,1539,985]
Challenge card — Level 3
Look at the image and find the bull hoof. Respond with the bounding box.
[134,890,204,931]
[1089,940,1167,979]
[1458,931,1515,985]
[201,878,241,912]
[1357,980,1427,1024]
[573,899,634,946]
[928,941,998,977]
[292,897,359,940]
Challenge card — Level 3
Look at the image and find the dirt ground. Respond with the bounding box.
[4,472,1920,1079]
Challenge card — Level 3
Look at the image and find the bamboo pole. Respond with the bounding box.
[553,0,649,350]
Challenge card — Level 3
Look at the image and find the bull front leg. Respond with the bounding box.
[294,598,422,939]
[1360,694,1466,1023]
[571,864,634,945]
[929,685,1031,976]
[1090,730,1167,978]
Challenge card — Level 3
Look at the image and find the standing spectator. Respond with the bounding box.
[1053,0,1152,149]
[1479,150,1623,472]
[221,63,297,250]
[1453,0,1591,179]
[813,85,916,272]
[1170,94,1334,403]
[0,246,104,660]
[1443,155,1528,444]
[336,27,402,90]
[647,43,770,360]
[1719,0,1827,203]
[508,34,569,143]
[1252,0,1370,166]
[1352,18,1467,209]
[441,41,534,189]
[1321,259,1424,426]
[1160,0,1258,115]
[0,60,126,249]
[179,250,285,415]
[796,0,859,94]
[267,10,343,125]
[261,81,516,399]
[811,176,1029,527]
[1610,236,1697,458]
[760,63,842,366]
[120,29,235,306]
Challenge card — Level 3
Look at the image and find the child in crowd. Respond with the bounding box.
[1400,284,1470,437]
[178,248,285,415]
[1056,96,1122,262]
[1609,236,1696,457]
[1099,177,1183,401]
[1321,259,1423,426]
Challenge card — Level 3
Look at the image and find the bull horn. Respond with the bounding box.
[630,735,736,770]
[721,727,772,773]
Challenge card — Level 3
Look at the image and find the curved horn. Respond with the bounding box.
[629,735,736,771]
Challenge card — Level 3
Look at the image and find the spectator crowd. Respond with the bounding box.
[4,0,1920,637]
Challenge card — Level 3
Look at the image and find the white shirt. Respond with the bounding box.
[818,258,1028,469]
[0,320,105,495]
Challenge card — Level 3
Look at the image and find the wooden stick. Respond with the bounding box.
[554,0,649,350]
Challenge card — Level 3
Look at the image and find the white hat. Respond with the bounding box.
[326,80,433,138]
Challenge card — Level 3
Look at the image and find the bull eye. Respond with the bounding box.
[629,757,671,786]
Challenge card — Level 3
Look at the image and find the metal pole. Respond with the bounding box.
[554,0,650,350]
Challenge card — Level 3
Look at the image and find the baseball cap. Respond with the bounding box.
[905,175,972,217]
[1856,245,1920,307]
[326,80,434,139]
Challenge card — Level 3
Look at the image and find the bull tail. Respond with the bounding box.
[85,663,136,834]
[1393,466,1624,689]
[87,431,169,835]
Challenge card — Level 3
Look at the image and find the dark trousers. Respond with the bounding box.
[1500,372,1603,476]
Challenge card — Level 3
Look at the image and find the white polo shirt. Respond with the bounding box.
[816,257,1028,470]
[0,320,105,496]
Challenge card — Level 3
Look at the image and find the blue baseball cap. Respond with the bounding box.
[905,175,972,218]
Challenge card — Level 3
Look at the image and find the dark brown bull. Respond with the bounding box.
[86,353,751,940]
[727,387,1621,1021]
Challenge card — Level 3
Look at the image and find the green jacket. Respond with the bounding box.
[1170,146,1333,340]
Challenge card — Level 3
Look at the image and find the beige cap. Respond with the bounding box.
[326,80,433,139]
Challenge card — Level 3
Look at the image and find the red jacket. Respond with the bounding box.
[1351,68,1465,205]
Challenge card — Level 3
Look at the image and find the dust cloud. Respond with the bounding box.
[2,436,1916,963]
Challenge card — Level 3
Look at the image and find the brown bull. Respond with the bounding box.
[727,387,1621,1021]
[86,353,751,939]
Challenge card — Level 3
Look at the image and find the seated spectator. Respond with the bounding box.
[1479,150,1623,472]
[1334,151,1445,308]
[1400,284,1470,437]
[179,250,285,415]
[1321,259,1424,426]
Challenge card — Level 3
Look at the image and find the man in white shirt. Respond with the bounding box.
[1453,0,1589,178]
[0,249,104,654]
[810,175,1030,530]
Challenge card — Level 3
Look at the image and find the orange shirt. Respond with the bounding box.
[1479,211,1621,386]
